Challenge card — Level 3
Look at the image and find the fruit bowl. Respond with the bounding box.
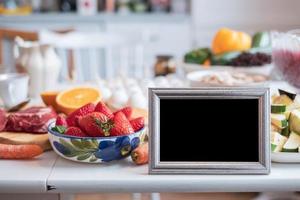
[48,121,146,163]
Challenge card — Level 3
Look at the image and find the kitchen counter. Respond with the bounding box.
[1,151,300,194]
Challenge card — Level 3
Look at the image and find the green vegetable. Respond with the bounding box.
[271,131,287,152]
[211,51,241,65]
[51,126,66,134]
[282,132,300,152]
[252,32,271,48]
[281,126,290,137]
[271,104,286,113]
[289,109,300,134]
[271,113,288,129]
[184,48,211,64]
[279,89,297,101]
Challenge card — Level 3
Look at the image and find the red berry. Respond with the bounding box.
[56,115,68,127]
[66,103,95,127]
[110,112,134,136]
[94,102,114,119]
[78,112,113,137]
[114,106,132,119]
[65,127,87,137]
[130,117,144,132]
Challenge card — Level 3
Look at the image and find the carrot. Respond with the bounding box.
[203,59,211,68]
[0,144,43,159]
[131,142,148,165]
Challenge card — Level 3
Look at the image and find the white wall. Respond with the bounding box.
[191,0,300,46]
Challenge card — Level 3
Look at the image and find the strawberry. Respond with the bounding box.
[130,117,144,132]
[114,106,132,119]
[94,102,114,119]
[56,114,68,127]
[110,112,134,136]
[66,103,95,127]
[65,127,87,137]
[78,112,113,137]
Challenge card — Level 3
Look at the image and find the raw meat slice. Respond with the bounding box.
[0,109,7,131]
[5,107,57,133]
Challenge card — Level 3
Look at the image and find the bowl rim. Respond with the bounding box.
[48,121,145,139]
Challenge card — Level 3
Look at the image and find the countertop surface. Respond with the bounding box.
[1,151,300,193]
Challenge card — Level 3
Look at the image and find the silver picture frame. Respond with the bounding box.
[149,87,270,175]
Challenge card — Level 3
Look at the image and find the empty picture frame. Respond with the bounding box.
[149,87,270,175]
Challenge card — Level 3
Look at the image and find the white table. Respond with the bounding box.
[1,151,300,197]
[1,81,299,199]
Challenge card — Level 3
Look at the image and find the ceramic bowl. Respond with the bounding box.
[48,121,146,163]
[0,73,29,108]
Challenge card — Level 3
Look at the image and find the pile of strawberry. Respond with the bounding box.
[52,101,144,137]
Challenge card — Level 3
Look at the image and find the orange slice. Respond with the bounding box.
[56,87,101,115]
[40,91,60,111]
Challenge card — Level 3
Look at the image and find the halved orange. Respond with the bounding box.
[56,87,101,115]
[40,91,60,111]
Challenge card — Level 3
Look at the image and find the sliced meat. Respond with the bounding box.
[5,107,57,133]
[0,109,7,131]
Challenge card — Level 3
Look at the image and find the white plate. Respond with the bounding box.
[186,70,270,87]
[271,152,300,163]
[180,62,273,76]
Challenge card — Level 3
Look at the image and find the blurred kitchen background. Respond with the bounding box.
[1,0,300,83]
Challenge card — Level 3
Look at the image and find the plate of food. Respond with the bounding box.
[181,28,273,75]
[186,70,269,87]
[271,89,300,163]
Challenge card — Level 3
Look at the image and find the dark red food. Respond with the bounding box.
[5,107,57,133]
[110,112,134,136]
[65,127,87,137]
[56,114,68,127]
[229,52,271,66]
[78,112,112,137]
[114,106,132,119]
[0,109,7,131]
[66,103,95,127]
[94,102,114,119]
[130,117,144,132]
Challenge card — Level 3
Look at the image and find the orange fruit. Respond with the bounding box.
[56,87,101,115]
[40,91,60,111]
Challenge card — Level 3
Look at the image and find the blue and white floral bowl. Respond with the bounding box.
[48,122,146,163]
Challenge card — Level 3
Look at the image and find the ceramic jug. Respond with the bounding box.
[14,39,62,97]
[40,44,62,91]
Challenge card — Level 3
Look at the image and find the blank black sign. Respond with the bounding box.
[159,98,259,162]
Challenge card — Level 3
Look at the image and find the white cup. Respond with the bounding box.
[0,73,29,108]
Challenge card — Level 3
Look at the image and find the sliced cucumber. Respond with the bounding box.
[271,104,286,113]
[271,131,287,152]
[282,132,300,152]
[271,113,288,129]
[289,109,300,134]
[271,124,281,132]
[273,95,293,106]
[285,111,291,119]
[279,89,297,101]
[281,126,290,137]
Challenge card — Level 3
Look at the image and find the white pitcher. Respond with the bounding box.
[15,39,62,97]
[40,44,62,91]
[25,43,45,97]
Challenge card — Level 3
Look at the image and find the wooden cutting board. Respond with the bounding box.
[0,132,51,151]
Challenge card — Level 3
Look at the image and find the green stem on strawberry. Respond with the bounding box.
[94,118,114,136]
